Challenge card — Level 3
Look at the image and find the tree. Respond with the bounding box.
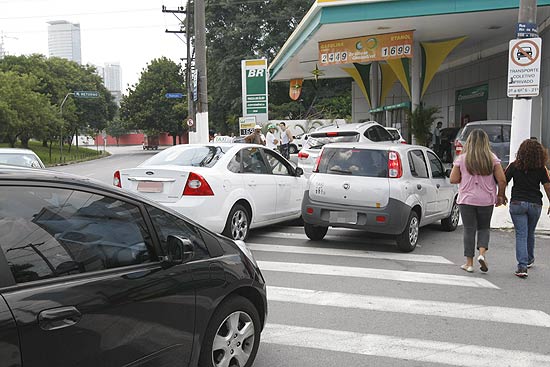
[120,57,186,145]
[0,71,60,148]
[105,118,129,146]
[407,104,440,146]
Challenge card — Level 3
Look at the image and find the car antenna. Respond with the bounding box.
[335,120,339,128]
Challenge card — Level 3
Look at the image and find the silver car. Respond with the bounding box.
[302,142,459,252]
[0,148,45,169]
[452,120,511,166]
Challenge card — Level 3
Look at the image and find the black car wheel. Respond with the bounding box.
[289,144,298,154]
[223,204,250,241]
[304,222,328,241]
[199,296,261,367]
[396,211,419,252]
[441,199,459,232]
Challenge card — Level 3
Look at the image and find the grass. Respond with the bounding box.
[0,140,110,167]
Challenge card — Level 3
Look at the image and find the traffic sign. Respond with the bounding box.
[187,118,194,127]
[165,92,184,99]
[74,91,99,98]
[516,22,538,39]
[507,37,542,97]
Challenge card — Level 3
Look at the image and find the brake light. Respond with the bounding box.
[455,140,463,156]
[388,151,402,178]
[298,151,310,159]
[401,140,407,144]
[312,153,323,173]
[326,132,338,137]
[183,172,214,196]
[113,171,121,187]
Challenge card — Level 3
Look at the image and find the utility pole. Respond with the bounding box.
[194,0,209,143]
[162,4,195,138]
[60,92,74,162]
[510,0,538,161]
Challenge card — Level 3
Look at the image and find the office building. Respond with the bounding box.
[47,20,81,64]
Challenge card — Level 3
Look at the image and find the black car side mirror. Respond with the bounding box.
[161,235,194,267]
[445,168,452,178]
[295,167,304,177]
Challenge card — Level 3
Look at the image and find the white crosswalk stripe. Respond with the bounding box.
[257,260,500,289]
[248,242,454,264]
[262,324,550,367]
[267,286,550,327]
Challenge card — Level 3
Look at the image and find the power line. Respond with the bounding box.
[0,8,159,20]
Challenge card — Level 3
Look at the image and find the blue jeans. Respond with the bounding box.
[509,201,542,269]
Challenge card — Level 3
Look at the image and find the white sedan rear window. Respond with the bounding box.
[142,146,228,168]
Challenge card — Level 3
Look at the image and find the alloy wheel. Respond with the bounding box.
[211,311,255,367]
[409,216,419,246]
[451,203,460,227]
[231,210,248,240]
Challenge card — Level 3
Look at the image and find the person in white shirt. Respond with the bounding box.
[265,124,280,150]
[279,121,294,159]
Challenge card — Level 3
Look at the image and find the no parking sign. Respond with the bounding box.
[507,37,542,97]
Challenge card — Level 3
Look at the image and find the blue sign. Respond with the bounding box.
[516,22,538,38]
[165,92,184,99]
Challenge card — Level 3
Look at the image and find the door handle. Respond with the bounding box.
[247,181,257,187]
[417,184,422,190]
[39,306,82,331]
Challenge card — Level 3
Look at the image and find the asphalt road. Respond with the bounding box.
[52,146,550,366]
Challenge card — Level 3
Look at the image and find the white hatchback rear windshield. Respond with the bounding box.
[142,146,229,167]
[307,131,360,150]
[317,148,388,177]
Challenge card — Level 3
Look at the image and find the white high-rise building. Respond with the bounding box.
[103,62,122,104]
[47,20,81,64]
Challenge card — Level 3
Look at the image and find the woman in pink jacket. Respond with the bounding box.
[450,129,507,273]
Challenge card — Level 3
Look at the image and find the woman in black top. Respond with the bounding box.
[505,139,550,278]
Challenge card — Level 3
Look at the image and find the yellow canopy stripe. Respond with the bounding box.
[342,63,372,108]
[421,36,467,97]
[386,58,411,99]
[379,63,399,104]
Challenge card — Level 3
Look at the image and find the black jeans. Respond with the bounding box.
[458,204,494,257]
[280,143,290,159]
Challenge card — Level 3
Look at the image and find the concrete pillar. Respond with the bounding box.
[410,42,422,144]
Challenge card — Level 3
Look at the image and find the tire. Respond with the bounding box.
[304,222,328,241]
[441,199,459,232]
[396,211,419,252]
[199,296,261,367]
[223,204,250,241]
[289,144,298,154]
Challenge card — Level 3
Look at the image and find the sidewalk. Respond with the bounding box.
[491,188,550,233]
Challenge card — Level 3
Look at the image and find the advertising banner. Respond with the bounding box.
[239,116,257,136]
[241,59,269,123]
[319,30,414,66]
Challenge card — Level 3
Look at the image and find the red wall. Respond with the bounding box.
[95,132,189,146]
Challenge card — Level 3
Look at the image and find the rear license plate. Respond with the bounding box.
[329,211,357,224]
[137,181,163,193]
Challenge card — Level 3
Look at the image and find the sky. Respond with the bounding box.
[0,0,188,92]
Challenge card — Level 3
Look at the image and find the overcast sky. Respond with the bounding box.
[0,0,188,92]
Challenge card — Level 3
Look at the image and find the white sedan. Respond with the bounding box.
[114,143,307,240]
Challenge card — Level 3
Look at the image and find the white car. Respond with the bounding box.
[302,142,459,252]
[0,148,45,168]
[296,121,396,177]
[114,143,307,240]
[385,127,407,144]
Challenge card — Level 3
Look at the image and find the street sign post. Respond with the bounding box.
[74,91,100,98]
[165,92,184,99]
[507,37,542,97]
[516,22,538,38]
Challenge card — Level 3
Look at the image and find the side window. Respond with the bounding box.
[0,186,154,284]
[241,147,269,174]
[364,126,393,142]
[502,125,511,143]
[263,149,291,176]
[227,150,242,173]
[145,205,208,258]
[427,151,445,178]
[408,150,429,178]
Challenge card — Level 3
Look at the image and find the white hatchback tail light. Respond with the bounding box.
[455,140,463,156]
[113,170,121,187]
[388,151,402,178]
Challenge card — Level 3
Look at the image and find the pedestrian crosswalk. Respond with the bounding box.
[249,226,550,366]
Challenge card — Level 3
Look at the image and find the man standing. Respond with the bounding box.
[279,122,294,159]
[432,121,442,157]
[244,125,266,145]
[265,124,280,150]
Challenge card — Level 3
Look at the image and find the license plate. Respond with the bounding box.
[137,181,163,193]
[329,211,357,224]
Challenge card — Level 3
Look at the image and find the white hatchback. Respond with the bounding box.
[114,143,307,240]
[302,142,459,252]
[0,148,45,169]
[296,121,396,177]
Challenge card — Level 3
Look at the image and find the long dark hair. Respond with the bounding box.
[515,139,548,170]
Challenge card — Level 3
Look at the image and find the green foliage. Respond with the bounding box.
[406,104,440,146]
[105,118,130,146]
[120,57,186,142]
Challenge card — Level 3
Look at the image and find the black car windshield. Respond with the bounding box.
[142,146,229,167]
[317,148,388,177]
[307,132,360,150]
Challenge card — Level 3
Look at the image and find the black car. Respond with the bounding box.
[0,168,266,367]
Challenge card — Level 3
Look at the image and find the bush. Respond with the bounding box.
[406,104,440,146]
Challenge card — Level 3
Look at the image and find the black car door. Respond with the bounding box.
[0,184,197,367]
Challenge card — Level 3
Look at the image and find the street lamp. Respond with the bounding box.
[59,92,74,162]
